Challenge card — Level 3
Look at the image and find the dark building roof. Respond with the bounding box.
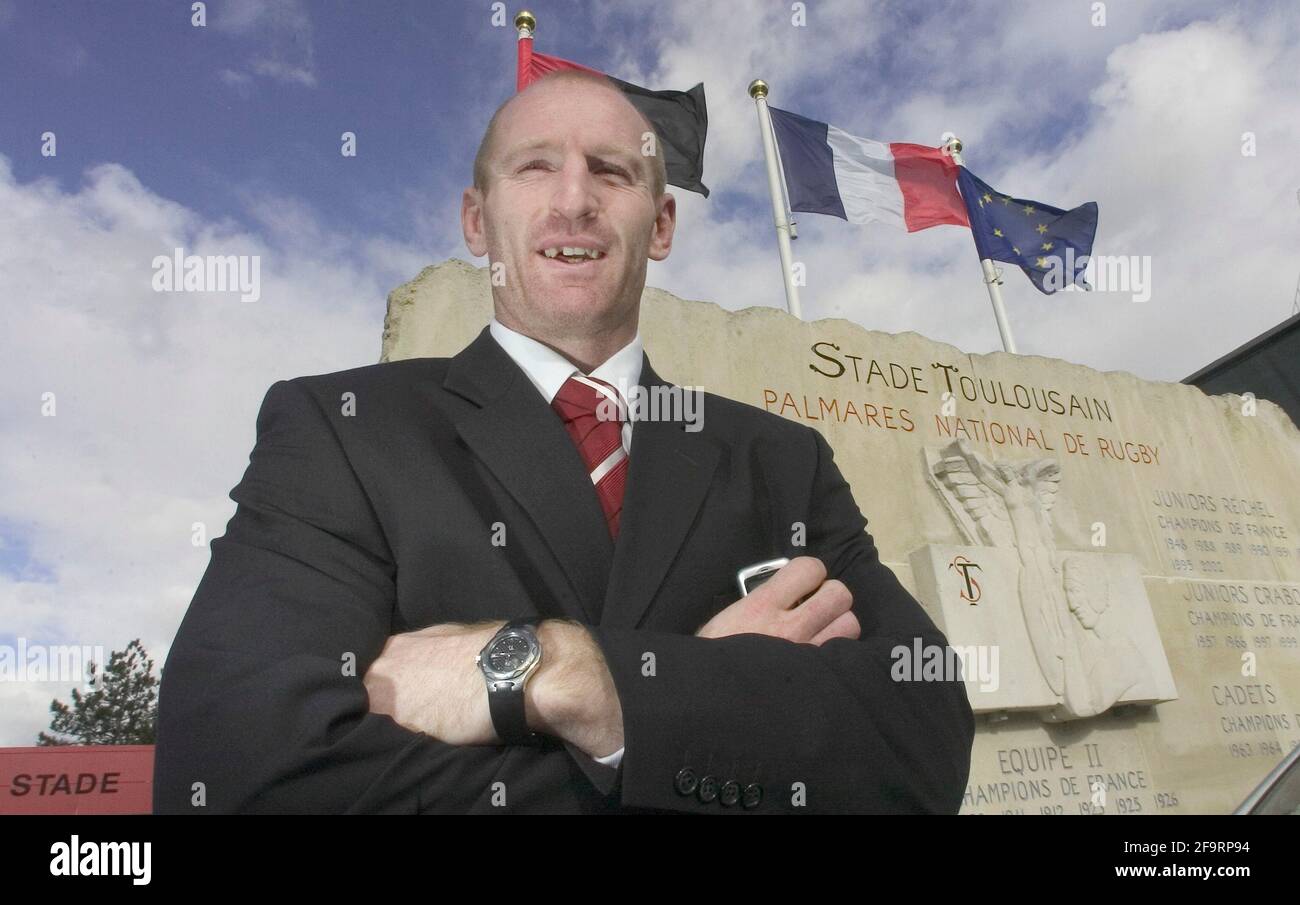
[1182,312,1300,431]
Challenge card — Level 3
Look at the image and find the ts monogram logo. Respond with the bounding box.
[948,555,982,605]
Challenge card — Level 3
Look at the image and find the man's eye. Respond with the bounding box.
[520,160,550,171]
[598,165,631,180]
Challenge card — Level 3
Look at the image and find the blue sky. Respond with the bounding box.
[2,0,1299,744]
[5,0,1262,316]
[3,1,513,267]
[3,0,787,271]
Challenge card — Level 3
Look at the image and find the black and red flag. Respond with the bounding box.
[517,28,710,197]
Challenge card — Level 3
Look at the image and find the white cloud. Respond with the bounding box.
[635,1,1300,380]
[219,67,252,87]
[249,58,316,87]
[0,155,423,744]
[213,0,317,88]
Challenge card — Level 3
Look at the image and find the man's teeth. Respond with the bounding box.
[542,247,604,260]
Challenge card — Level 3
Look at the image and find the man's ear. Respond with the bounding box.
[462,187,488,257]
[647,192,676,262]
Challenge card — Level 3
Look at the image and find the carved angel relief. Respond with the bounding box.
[927,439,1142,719]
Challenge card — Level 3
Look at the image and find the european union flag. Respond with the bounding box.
[957,168,1098,295]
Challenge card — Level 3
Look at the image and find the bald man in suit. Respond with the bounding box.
[153,69,974,814]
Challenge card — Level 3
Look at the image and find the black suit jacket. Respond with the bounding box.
[154,325,974,813]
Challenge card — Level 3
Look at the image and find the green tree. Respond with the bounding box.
[37,639,159,745]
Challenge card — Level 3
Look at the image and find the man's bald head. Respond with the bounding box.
[472,70,667,200]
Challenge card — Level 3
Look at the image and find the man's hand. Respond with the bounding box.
[363,619,624,760]
[695,556,860,645]
[363,621,499,746]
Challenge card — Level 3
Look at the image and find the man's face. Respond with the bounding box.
[461,80,675,343]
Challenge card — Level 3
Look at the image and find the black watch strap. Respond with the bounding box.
[487,619,539,745]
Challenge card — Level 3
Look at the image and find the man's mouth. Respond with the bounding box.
[538,246,606,266]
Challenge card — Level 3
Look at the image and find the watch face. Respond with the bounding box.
[483,631,537,680]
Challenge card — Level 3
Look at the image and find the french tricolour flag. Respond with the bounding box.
[768,106,969,232]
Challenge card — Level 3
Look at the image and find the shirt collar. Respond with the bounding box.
[489,316,643,404]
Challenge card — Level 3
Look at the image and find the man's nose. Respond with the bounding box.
[549,156,601,222]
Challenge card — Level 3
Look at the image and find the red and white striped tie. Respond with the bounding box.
[550,374,628,539]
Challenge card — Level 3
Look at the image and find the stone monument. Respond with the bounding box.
[382,259,1300,814]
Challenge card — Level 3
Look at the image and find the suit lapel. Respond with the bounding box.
[442,327,613,623]
[601,356,720,629]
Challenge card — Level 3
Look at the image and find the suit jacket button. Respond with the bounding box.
[742,783,763,809]
[674,768,698,796]
[719,780,741,807]
[697,775,720,804]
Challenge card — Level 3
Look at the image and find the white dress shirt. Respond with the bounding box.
[488,316,639,769]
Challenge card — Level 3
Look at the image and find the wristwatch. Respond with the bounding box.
[476,618,543,744]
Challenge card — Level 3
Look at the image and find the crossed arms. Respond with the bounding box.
[154,378,975,813]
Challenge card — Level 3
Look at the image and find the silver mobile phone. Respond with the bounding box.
[736,557,790,597]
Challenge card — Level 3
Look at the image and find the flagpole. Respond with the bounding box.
[515,10,535,90]
[944,134,1018,354]
[749,79,803,319]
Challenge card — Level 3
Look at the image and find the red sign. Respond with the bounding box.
[0,746,154,814]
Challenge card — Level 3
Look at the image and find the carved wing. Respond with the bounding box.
[930,441,1015,547]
